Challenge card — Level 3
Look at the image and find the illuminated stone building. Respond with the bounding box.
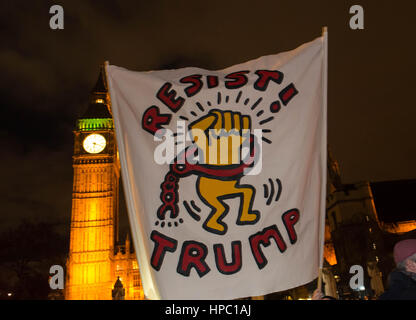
[320,151,416,299]
[65,67,144,300]
[325,181,385,298]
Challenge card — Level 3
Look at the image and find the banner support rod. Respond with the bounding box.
[317,26,328,294]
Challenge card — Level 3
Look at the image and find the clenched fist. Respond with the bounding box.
[189,109,251,166]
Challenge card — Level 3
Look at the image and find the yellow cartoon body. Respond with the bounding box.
[190,110,260,235]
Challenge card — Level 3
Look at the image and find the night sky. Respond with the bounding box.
[1,1,415,234]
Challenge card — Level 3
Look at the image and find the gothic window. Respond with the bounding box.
[132,261,138,270]
[133,272,140,287]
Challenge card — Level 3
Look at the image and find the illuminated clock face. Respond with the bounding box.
[83,133,106,154]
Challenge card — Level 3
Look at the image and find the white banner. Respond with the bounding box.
[107,33,327,300]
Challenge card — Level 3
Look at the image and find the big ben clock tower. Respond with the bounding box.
[65,66,120,300]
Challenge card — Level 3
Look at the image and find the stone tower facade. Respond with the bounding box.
[65,67,144,300]
[326,151,385,299]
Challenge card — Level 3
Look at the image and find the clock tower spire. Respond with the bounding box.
[65,65,120,300]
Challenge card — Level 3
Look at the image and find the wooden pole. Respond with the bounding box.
[317,26,328,295]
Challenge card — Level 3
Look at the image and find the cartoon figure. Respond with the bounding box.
[157,109,260,235]
[190,110,260,235]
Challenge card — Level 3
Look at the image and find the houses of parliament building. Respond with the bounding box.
[64,67,416,300]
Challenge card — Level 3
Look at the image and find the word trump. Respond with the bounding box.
[150,208,300,276]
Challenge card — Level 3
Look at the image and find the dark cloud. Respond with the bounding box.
[0,140,72,232]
